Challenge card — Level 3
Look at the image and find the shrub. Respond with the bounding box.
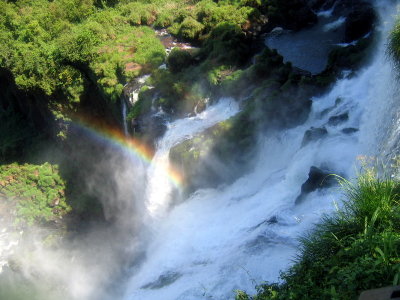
[0,163,71,226]
[167,48,193,73]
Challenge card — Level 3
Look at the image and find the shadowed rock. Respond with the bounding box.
[295,166,338,204]
[141,272,182,290]
[328,112,348,126]
[342,127,358,134]
[302,127,328,146]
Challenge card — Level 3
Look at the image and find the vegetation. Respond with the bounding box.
[237,165,400,300]
[0,163,71,226]
[390,20,400,63]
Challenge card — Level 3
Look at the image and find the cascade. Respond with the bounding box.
[122,1,400,299]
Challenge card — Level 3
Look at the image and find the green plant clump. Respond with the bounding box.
[0,163,71,226]
[237,167,400,300]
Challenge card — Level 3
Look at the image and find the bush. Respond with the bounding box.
[0,163,71,226]
[390,21,400,62]
[201,22,250,66]
[178,16,204,40]
[167,48,193,73]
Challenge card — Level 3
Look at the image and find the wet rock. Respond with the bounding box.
[328,112,348,126]
[342,127,358,134]
[344,2,376,42]
[267,215,278,224]
[307,0,336,11]
[141,272,182,290]
[302,127,328,146]
[295,166,337,204]
[266,0,317,31]
[292,67,312,78]
[320,98,342,117]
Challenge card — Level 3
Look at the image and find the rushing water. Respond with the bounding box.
[122,2,400,299]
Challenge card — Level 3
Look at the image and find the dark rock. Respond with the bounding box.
[267,215,278,224]
[141,272,182,290]
[295,166,337,204]
[320,98,342,118]
[307,0,336,10]
[344,2,376,43]
[302,127,328,146]
[266,0,318,31]
[292,67,312,78]
[328,112,348,126]
[342,127,358,134]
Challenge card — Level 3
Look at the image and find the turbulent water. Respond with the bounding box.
[122,2,400,300]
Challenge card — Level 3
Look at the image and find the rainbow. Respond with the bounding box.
[70,116,184,188]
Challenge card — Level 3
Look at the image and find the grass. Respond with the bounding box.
[237,166,400,300]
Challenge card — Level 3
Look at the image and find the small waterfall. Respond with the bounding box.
[144,98,239,221]
[122,97,128,136]
[123,2,400,299]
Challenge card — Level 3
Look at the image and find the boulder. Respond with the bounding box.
[328,112,348,126]
[295,166,337,204]
[301,127,328,146]
[342,127,358,134]
[344,2,376,43]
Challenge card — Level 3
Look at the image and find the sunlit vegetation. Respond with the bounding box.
[0,163,71,226]
[390,20,400,62]
[237,166,400,299]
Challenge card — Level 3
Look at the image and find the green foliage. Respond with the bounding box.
[0,0,165,108]
[176,16,205,40]
[200,22,250,66]
[167,48,193,73]
[389,20,400,63]
[0,163,71,226]
[238,169,400,300]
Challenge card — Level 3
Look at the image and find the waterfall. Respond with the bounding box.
[144,98,239,221]
[122,2,400,300]
[122,98,128,136]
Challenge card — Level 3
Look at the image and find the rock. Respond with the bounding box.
[266,0,317,31]
[137,114,168,147]
[295,166,337,204]
[267,215,278,224]
[342,127,358,134]
[141,272,182,290]
[292,67,312,78]
[307,0,336,11]
[270,27,285,35]
[344,2,376,43]
[301,127,328,146]
[328,112,348,126]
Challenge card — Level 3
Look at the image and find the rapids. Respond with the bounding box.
[122,1,400,299]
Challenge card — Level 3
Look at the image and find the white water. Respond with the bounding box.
[122,99,128,136]
[145,97,239,220]
[123,2,400,299]
[128,75,151,105]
